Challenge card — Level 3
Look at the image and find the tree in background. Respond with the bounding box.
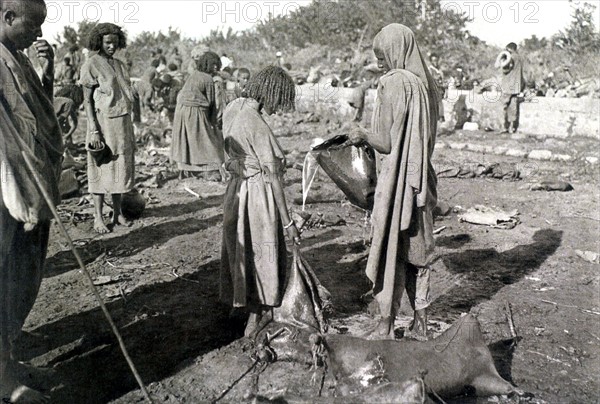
[519,1,600,89]
[521,35,548,53]
[76,21,98,49]
[553,0,600,53]
[55,21,98,49]
[60,26,78,47]
[238,0,496,82]
[253,0,471,54]
[51,0,598,88]
[127,27,193,76]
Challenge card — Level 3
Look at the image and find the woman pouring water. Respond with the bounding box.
[345,23,439,340]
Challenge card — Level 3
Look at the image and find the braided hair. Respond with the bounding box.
[196,51,221,74]
[244,66,295,113]
[86,23,127,51]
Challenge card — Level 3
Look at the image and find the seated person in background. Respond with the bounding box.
[134,59,160,117]
[168,63,184,86]
[453,65,466,88]
[169,46,183,69]
[221,66,234,81]
[153,48,168,73]
[339,69,354,87]
[152,74,181,124]
[362,63,384,89]
[65,43,81,73]
[55,55,76,88]
[54,97,77,148]
[54,84,84,147]
[220,53,233,71]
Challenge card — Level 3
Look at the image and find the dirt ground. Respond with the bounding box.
[16,111,599,403]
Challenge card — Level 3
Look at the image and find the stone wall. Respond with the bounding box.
[295,84,600,140]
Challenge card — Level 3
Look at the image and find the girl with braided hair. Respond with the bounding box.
[80,22,135,234]
[220,66,300,338]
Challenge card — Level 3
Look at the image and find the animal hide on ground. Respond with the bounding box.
[324,314,520,399]
[251,377,429,403]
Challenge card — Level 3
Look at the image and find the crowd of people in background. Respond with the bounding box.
[48,33,598,156]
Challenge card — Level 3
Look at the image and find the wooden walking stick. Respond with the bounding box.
[21,151,154,403]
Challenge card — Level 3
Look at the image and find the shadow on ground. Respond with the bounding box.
[304,238,371,317]
[430,229,562,318]
[46,213,222,278]
[142,196,223,219]
[19,260,242,404]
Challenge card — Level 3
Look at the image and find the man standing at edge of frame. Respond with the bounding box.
[1,0,63,402]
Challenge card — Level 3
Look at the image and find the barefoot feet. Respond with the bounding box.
[404,309,429,341]
[9,385,50,403]
[113,214,132,227]
[363,317,395,340]
[244,313,259,338]
[1,362,50,404]
[93,218,110,234]
[244,309,273,340]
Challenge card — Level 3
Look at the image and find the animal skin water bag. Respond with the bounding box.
[303,134,377,211]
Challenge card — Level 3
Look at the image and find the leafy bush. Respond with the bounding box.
[52,0,598,90]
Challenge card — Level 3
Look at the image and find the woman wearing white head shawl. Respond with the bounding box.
[352,24,438,340]
[187,45,211,75]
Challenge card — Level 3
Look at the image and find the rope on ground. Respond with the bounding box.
[212,359,259,403]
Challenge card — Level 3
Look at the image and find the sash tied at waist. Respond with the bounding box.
[180,100,211,108]
[177,90,211,108]
[225,157,282,183]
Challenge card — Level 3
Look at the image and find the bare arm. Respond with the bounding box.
[83,86,102,147]
[360,125,392,154]
[265,165,300,243]
[65,113,77,138]
[347,81,404,155]
[34,40,55,99]
[214,79,224,129]
[346,116,392,155]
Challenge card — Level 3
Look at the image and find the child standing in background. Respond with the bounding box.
[226,68,251,103]
[234,67,251,99]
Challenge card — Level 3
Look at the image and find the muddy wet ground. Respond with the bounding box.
[17,113,599,403]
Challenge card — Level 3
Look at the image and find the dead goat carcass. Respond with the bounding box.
[324,314,522,399]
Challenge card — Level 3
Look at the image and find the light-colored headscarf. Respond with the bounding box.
[189,45,211,74]
[365,24,439,304]
[191,45,211,59]
[373,23,439,122]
